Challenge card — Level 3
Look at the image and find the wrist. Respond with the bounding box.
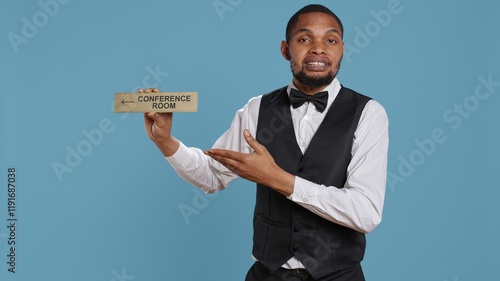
[156,137,180,157]
[268,168,295,197]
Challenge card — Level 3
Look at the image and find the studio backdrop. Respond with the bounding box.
[1,0,499,280]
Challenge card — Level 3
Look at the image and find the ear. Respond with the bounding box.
[280,40,291,61]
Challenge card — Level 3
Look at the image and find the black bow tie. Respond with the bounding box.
[289,88,329,113]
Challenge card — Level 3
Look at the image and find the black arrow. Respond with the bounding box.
[121,99,135,105]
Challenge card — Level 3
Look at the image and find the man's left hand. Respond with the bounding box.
[205,129,295,196]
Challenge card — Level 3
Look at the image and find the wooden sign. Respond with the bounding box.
[114,92,198,113]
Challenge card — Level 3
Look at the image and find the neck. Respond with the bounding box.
[293,80,329,95]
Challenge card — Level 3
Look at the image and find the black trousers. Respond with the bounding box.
[245,262,365,281]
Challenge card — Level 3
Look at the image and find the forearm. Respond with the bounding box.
[261,167,296,197]
[155,136,180,157]
[289,177,384,233]
[166,141,236,193]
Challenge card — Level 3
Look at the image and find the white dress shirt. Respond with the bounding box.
[165,78,389,269]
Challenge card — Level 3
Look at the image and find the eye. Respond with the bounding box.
[326,39,337,44]
[298,38,311,43]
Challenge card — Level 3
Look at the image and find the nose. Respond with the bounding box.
[309,41,326,55]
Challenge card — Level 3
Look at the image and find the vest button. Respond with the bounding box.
[292,246,298,252]
[298,167,304,173]
[293,227,300,233]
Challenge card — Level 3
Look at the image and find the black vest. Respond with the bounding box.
[253,86,371,279]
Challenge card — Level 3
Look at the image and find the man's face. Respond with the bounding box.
[281,12,344,94]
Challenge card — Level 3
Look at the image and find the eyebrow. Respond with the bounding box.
[295,28,342,36]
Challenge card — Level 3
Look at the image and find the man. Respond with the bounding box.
[143,4,388,281]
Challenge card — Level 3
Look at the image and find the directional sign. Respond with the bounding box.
[114,92,198,113]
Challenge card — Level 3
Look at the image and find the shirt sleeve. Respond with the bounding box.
[164,96,261,193]
[288,100,389,233]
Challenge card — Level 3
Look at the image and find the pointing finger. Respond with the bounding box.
[205,151,243,173]
[205,149,246,162]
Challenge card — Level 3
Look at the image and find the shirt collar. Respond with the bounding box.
[286,78,341,113]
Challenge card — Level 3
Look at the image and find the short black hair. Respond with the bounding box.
[285,4,344,42]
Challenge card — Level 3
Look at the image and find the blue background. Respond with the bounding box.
[1,0,499,280]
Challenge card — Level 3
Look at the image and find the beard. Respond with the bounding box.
[291,59,342,89]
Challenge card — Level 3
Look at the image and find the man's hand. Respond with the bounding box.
[205,129,295,196]
[142,88,180,157]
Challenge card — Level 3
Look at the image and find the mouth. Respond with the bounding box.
[303,57,331,72]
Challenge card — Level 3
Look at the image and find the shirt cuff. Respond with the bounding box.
[287,176,320,204]
[164,141,189,166]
